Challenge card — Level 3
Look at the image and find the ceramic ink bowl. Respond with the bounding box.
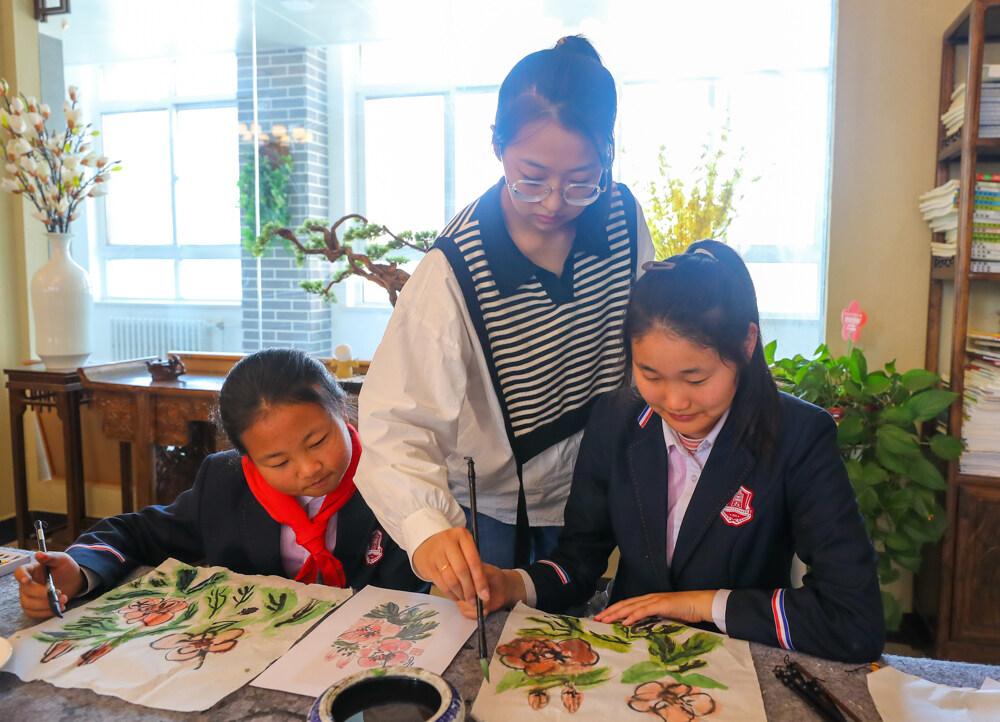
[308,666,465,722]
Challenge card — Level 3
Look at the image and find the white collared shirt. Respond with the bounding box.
[355,213,654,563]
[661,410,732,633]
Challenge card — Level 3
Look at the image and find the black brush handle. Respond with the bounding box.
[465,458,488,663]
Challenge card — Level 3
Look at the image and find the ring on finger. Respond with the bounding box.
[439,563,450,572]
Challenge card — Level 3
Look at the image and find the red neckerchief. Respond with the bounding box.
[241,424,361,587]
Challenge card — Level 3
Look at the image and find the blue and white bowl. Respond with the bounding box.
[308,666,465,722]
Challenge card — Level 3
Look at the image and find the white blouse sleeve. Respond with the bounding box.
[354,250,473,558]
[635,202,656,273]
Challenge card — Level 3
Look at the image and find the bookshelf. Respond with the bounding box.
[924,0,1000,663]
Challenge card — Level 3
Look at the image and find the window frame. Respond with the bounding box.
[349,84,499,308]
[95,98,241,304]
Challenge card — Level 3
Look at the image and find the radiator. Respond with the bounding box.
[109,317,224,360]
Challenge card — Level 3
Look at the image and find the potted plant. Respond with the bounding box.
[644,125,754,260]
[253,214,436,306]
[0,79,120,368]
[767,342,963,630]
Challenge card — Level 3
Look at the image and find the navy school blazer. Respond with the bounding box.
[66,450,423,595]
[526,389,885,663]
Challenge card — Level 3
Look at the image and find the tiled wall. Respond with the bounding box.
[237,47,333,353]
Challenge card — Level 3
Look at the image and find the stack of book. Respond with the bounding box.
[972,173,1000,272]
[918,175,1000,271]
[940,65,1000,139]
[919,179,959,258]
[942,83,966,137]
[961,332,1000,478]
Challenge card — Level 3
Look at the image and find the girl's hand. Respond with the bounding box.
[594,590,717,627]
[456,565,525,619]
[412,527,490,604]
[14,551,85,619]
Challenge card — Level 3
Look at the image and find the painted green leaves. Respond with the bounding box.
[32,560,335,670]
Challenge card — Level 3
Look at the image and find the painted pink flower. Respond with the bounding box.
[120,597,189,627]
[338,620,401,644]
[151,628,244,666]
[357,637,415,668]
[561,684,583,713]
[528,688,549,710]
[627,681,717,721]
[497,637,599,677]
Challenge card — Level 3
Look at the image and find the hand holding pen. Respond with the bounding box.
[13,523,86,619]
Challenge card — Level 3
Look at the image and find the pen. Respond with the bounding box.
[465,456,489,682]
[34,519,63,618]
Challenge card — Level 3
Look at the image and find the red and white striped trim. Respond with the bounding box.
[771,588,794,650]
[67,543,126,563]
[538,559,569,585]
[637,404,654,428]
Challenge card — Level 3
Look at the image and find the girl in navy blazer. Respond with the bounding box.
[461,240,885,663]
[17,349,421,619]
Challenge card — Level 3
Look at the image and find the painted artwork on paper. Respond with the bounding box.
[4,558,352,712]
[326,600,438,670]
[252,585,476,697]
[472,603,766,721]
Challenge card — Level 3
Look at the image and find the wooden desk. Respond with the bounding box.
[80,353,365,511]
[4,366,88,548]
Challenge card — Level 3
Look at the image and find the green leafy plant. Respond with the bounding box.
[645,126,753,260]
[252,214,436,305]
[767,342,963,630]
[238,140,292,252]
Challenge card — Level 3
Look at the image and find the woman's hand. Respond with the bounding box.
[456,564,525,619]
[412,527,489,603]
[14,551,85,619]
[594,590,717,627]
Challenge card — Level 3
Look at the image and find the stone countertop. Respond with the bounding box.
[2,574,999,721]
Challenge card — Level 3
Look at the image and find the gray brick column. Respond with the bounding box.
[238,47,332,353]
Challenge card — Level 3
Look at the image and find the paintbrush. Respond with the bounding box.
[34,520,63,618]
[466,456,489,682]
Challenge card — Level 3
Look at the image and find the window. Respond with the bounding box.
[346,1,835,354]
[42,0,834,360]
[98,103,240,303]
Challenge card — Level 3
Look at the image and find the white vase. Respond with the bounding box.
[30,232,93,369]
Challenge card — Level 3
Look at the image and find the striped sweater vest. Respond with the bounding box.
[434,183,639,465]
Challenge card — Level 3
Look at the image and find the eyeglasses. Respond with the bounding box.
[506,172,607,207]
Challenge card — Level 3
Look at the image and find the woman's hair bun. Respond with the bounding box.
[554,35,603,64]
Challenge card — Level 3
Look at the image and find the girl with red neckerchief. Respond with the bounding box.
[17,349,422,620]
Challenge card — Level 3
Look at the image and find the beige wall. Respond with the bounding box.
[827,0,970,369]
[0,0,44,524]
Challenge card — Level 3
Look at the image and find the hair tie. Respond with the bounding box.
[642,249,719,273]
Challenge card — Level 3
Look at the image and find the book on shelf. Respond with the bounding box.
[972,242,1000,261]
[961,337,1000,478]
[971,259,1000,272]
[959,329,1000,476]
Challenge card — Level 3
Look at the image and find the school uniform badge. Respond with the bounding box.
[720,486,754,526]
[365,530,385,565]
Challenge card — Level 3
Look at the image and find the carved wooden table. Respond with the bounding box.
[4,365,88,548]
[79,353,364,512]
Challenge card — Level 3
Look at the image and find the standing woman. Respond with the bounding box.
[356,36,654,604]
